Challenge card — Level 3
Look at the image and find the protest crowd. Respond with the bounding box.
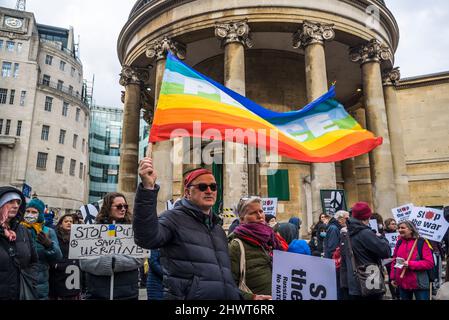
[1,159,449,301]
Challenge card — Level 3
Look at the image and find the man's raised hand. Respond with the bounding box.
[139,157,157,190]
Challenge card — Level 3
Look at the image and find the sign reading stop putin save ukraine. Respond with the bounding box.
[409,207,449,242]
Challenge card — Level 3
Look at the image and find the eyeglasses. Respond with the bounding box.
[113,204,129,211]
[189,183,218,192]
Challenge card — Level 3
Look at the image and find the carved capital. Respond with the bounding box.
[292,21,335,49]
[145,37,186,61]
[382,67,401,86]
[119,66,150,86]
[215,20,253,48]
[350,39,392,65]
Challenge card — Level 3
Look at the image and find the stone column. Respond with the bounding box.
[342,157,359,207]
[293,21,337,219]
[146,37,186,213]
[383,67,410,205]
[215,20,253,208]
[350,39,397,217]
[118,66,150,210]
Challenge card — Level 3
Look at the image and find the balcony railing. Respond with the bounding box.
[39,39,82,65]
[38,77,88,106]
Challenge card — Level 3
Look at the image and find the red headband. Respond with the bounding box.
[184,169,213,188]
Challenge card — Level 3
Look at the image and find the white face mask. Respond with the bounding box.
[24,212,38,224]
[268,221,277,228]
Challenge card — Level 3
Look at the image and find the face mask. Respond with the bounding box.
[268,221,277,228]
[319,232,327,238]
[24,212,38,224]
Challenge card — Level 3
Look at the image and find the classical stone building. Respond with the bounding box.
[117,0,449,232]
[0,6,89,214]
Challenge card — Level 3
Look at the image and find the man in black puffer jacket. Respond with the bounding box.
[134,158,269,300]
[340,202,391,300]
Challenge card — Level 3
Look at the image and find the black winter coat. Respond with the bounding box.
[49,232,81,298]
[133,184,241,300]
[340,218,391,296]
[0,186,38,300]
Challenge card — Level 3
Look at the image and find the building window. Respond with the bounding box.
[37,152,48,169]
[0,40,3,50]
[41,125,50,141]
[70,159,76,176]
[73,134,78,148]
[16,43,22,53]
[16,120,22,136]
[76,108,80,121]
[44,96,53,111]
[59,60,66,71]
[84,164,87,180]
[9,89,15,105]
[55,156,64,173]
[5,120,11,135]
[57,80,64,91]
[42,74,50,86]
[82,138,85,153]
[62,102,69,116]
[59,129,66,144]
[267,169,290,201]
[84,114,88,127]
[79,162,83,179]
[0,119,3,134]
[71,67,75,77]
[13,63,19,78]
[6,41,14,52]
[68,85,73,95]
[1,62,12,77]
[0,88,8,104]
[45,55,53,65]
[20,91,26,106]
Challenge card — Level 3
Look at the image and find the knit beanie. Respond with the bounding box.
[27,198,46,222]
[0,192,22,208]
[351,202,372,221]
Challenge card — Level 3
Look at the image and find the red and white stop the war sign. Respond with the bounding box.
[408,207,449,242]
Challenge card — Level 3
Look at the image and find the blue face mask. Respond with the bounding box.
[319,232,327,238]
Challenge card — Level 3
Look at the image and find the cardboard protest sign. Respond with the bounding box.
[409,207,449,242]
[391,204,414,223]
[369,219,379,233]
[262,198,278,216]
[272,250,337,300]
[68,224,149,259]
[385,232,400,255]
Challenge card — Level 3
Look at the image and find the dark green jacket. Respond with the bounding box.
[228,233,272,299]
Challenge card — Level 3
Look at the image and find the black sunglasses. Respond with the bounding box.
[189,183,218,192]
[113,204,129,210]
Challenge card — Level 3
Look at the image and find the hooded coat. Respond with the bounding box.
[339,218,391,296]
[22,199,62,299]
[324,217,341,259]
[133,184,241,300]
[0,186,38,300]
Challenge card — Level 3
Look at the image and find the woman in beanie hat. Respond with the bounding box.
[0,186,38,300]
[22,198,62,300]
[390,220,434,300]
[49,213,82,300]
[339,202,391,300]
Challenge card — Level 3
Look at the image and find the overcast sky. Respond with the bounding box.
[2,0,449,107]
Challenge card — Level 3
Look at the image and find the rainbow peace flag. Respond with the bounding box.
[150,53,382,162]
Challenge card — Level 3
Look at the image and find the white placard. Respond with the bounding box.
[369,219,379,233]
[272,250,337,300]
[68,224,149,259]
[391,203,414,223]
[409,207,449,242]
[262,198,278,216]
[385,232,400,255]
